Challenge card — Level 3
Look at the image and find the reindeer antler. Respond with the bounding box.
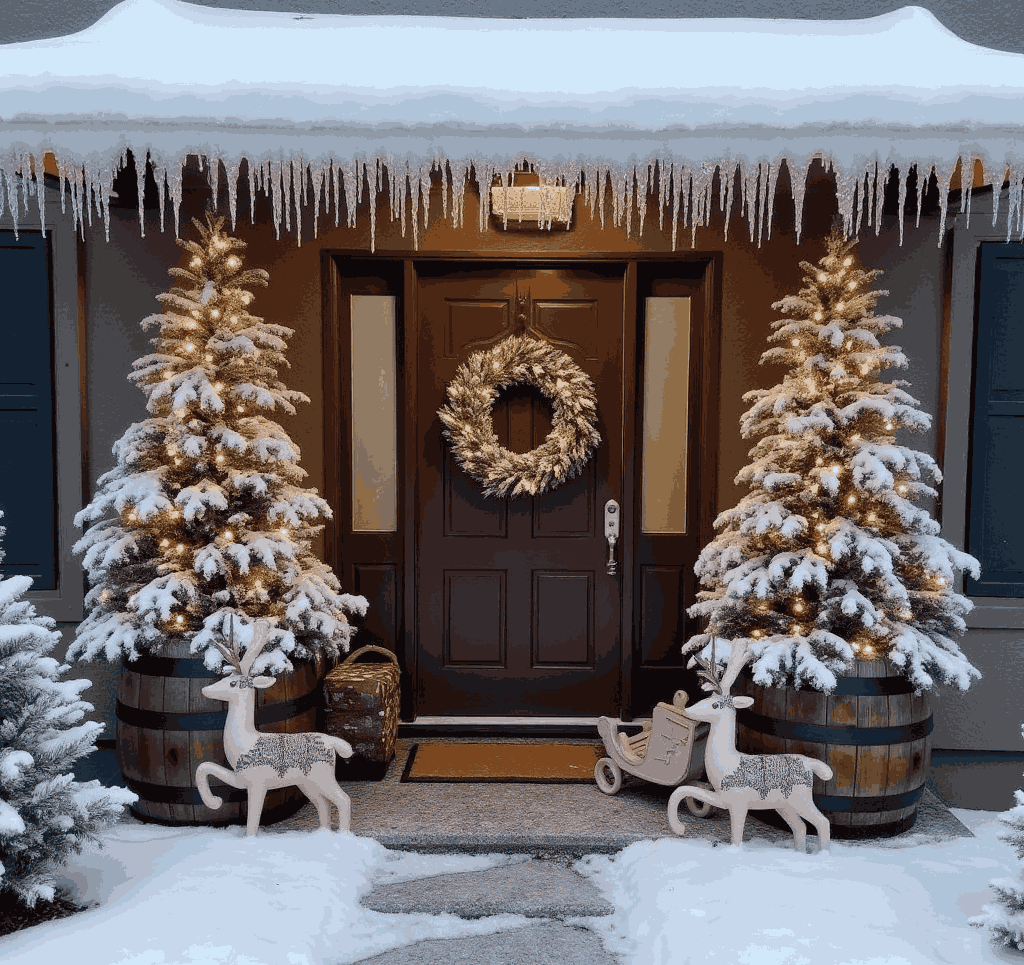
[690,636,751,696]
[210,614,244,676]
[240,620,273,676]
[691,637,724,695]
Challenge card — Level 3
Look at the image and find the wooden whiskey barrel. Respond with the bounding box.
[115,640,328,826]
[733,657,932,838]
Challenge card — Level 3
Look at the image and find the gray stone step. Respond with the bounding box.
[345,921,620,965]
[360,859,614,919]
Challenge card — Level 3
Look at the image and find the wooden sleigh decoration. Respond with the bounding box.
[595,691,715,818]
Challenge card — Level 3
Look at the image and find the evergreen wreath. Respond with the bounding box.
[437,335,601,498]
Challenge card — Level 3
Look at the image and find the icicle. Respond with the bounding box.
[368,159,378,254]
[210,156,221,218]
[935,162,954,246]
[267,161,279,240]
[56,158,67,216]
[341,162,354,230]
[598,169,606,231]
[790,157,812,245]
[916,163,928,230]
[1010,173,1024,243]
[754,163,765,247]
[873,162,884,236]
[420,166,430,245]
[658,161,667,234]
[832,162,854,240]
[454,164,467,231]
[993,165,1006,229]
[960,159,971,216]
[400,162,409,239]
[723,162,737,242]
[70,167,81,239]
[671,165,681,251]
[897,165,907,246]
[285,160,294,240]
[765,162,778,243]
[98,163,112,243]
[964,166,973,229]
[135,154,146,238]
[740,162,753,243]
[624,168,634,239]
[170,160,184,238]
[637,165,649,238]
[0,165,11,237]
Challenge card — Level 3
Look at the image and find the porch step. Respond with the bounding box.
[398,716,645,739]
[360,858,614,918]
[344,922,620,965]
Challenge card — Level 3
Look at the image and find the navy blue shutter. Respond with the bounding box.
[966,242,1024,596]
[0,233,57,590]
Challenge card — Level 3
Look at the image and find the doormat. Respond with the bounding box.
[400,741,604,783]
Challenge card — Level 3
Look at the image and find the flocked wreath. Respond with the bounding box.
[437,335,601,498]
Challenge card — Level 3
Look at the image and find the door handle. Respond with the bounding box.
[604,499,620,576]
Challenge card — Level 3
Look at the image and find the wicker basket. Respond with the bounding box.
[323,645,400,780]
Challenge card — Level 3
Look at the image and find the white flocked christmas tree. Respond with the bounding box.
[71,213,366,675]
[683,226,980,692]
[0,510,135,910]
[971,751,1024,949]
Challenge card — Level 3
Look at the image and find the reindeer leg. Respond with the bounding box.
[667,785,721,836]
[245,784,267,837]
[775,804,807,853]
[298,778,333,829]
[728,802,749,846]
[195,762,241,810]
[800,800,832,854]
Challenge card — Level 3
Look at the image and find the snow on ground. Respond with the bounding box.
[575,809,1020,965]
[0,809,1019,965]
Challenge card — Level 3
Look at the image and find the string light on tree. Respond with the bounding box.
[71,213,368,678]
[683,226,981,694]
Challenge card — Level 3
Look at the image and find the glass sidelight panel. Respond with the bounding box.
[642,297,690,533]
[351,295,397,531]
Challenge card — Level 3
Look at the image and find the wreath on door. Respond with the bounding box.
[437,335,601,498]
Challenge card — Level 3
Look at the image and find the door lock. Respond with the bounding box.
[604,499,620,576]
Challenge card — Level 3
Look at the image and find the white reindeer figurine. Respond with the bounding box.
[668,639,834,853]
[195,618,355,837]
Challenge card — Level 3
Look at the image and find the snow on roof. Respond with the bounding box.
[2,0,1024,245]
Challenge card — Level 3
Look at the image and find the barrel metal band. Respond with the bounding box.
[115,687,320,731]
[825,676,916,697]
[737,710,933,745]
[123,654,220,679]
[122,776,248,806]
[815,784,925,813]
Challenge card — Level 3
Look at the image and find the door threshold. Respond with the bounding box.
[398,716,645,738]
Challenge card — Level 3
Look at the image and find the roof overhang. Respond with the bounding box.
[2,0,1024,245]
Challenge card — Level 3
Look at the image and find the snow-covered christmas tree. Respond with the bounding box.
[683,226,980,692]
[0,510,135,910]
[71,213,366,674]
[970,754,1024,949]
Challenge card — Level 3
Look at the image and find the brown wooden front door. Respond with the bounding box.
[415,264,625,716]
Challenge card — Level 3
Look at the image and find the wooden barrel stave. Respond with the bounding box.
[735,656,932,838]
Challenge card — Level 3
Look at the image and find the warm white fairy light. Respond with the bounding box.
[227,256,240,268]
[816,522,824,530]
[817,543,827,554]
[898,484,908,493]
[176,615,184,624]
[236,405,244,413]
[205,354,213,362]
[848,281,857,290]
[852,433,860,441]
[214,383,223,391]
[216,454,225,463]
[867,512,877,521]
[211,309,220,319]
[190,257,202,268]
[831,465,840,474]
[885,422,893,430]
[847,495,856,505]
[814,311,823,320]
[159,539,169,548]
[223,530,233,540]
[176,543,184,553]
[185,343,194,352]
[752,630,762,638]
[792,338,800,346]
[815,457,823,465]
[794,601,805,613]
[843,257,853,267]
[163,369,173,379]
[817,272,827,282]
[792,625,803,635]
[837,301,846,311]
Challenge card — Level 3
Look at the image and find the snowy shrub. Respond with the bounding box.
[0,512,136,908]
[970,777,1024,950]
[71,214,367,675]
[684,226,980,692]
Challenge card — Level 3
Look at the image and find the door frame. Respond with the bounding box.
[322,250,722,721]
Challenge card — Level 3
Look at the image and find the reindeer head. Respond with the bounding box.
[200,617,277,702]
[682,638,754,722]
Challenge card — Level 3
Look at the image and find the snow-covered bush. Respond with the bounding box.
[970,772,1024,950]
[684,226,979,692]
[71,213,367,675]
[0,511,136,909]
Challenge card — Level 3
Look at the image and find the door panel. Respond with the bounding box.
[416,264,625,715]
